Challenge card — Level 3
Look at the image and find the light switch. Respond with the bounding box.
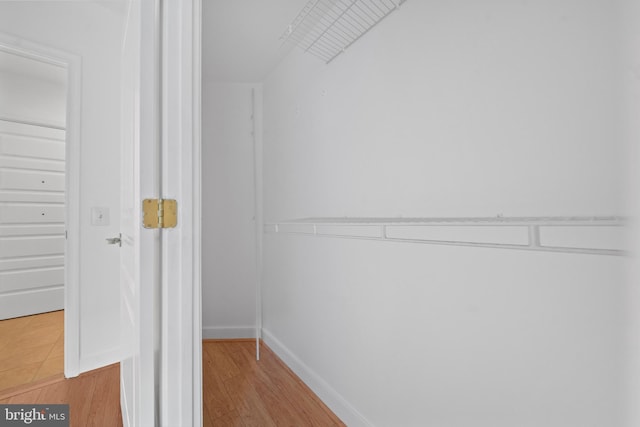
[91,207,110,226]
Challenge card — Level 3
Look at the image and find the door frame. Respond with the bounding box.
[0,33,82,377]
[159,0,202,424]
[120,0,202,423]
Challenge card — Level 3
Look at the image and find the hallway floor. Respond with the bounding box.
[0,310,64,391]
[0,363,121,427]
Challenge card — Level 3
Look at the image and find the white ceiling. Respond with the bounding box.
[0,0,309,85]
[202,0,310,83]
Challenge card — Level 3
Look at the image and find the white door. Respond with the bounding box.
[0,120,66,320]
[119,0,202,426]
[119,0,161,425]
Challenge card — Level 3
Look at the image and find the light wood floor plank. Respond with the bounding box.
[247,345,343,427]
[229,344,309,426]
[63,374,98,426]
[1,388,42,404]
[48,334,64,359]
[0,363,42,390]
[33,355,64,381]
[0,374,64,402]
[204,340,242,381]
[0,342,55,370]
[202,357,236,420]
[205,408,244,427]
[1,340,344,427]
[204,340,345,427]
[85,364,122,427]
[0,310,64,392]
[224,374,278,427]
[0,364,120,427]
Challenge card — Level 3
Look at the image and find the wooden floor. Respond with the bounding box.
[0,310,64,391]
[0,363,122,427]
[203,340,344,426]
[1,338,344,426]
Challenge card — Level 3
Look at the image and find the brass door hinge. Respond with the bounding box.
[143,199,177,229]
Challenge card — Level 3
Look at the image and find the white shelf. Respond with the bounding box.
[268,216,625,225]
[265,216,629,256]
[281,0,407,64]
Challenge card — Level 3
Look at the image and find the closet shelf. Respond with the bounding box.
[269,216,626,226]
[281,0,407,64]
[265,216,629,257]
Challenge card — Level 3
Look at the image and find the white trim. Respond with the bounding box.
[0,116,65,130]
[0,287,64,320]
[0,32,82,379]
[159,0,202,425]
[78,347,121,374]
[202,326,257,340]
[118,0,160,423]
[64,40,82,380]
[262,328,374,427]
[192,0,203,425]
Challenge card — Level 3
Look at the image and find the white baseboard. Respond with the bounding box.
[0,287,64,321]
[202,326,257,339]
[78,347,121,376]
[262,328,374,427]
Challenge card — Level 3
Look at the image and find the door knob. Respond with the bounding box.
[106,234,122,247]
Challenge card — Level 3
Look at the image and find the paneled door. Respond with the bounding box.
[118,0,160,424]
[118,0,201,425]
[0,120,66,320]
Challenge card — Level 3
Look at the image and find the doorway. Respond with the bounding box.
[0,36,81,390]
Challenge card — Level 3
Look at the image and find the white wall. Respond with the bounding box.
[262,1,634,426]
[0,2,123,371]
[202,82,260,338]
[622,0,640,424]
[0,64,66,126]
[263,1,628,220]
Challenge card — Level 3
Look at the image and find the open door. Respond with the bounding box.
[119,0,160,425]
[118,0,201,426]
